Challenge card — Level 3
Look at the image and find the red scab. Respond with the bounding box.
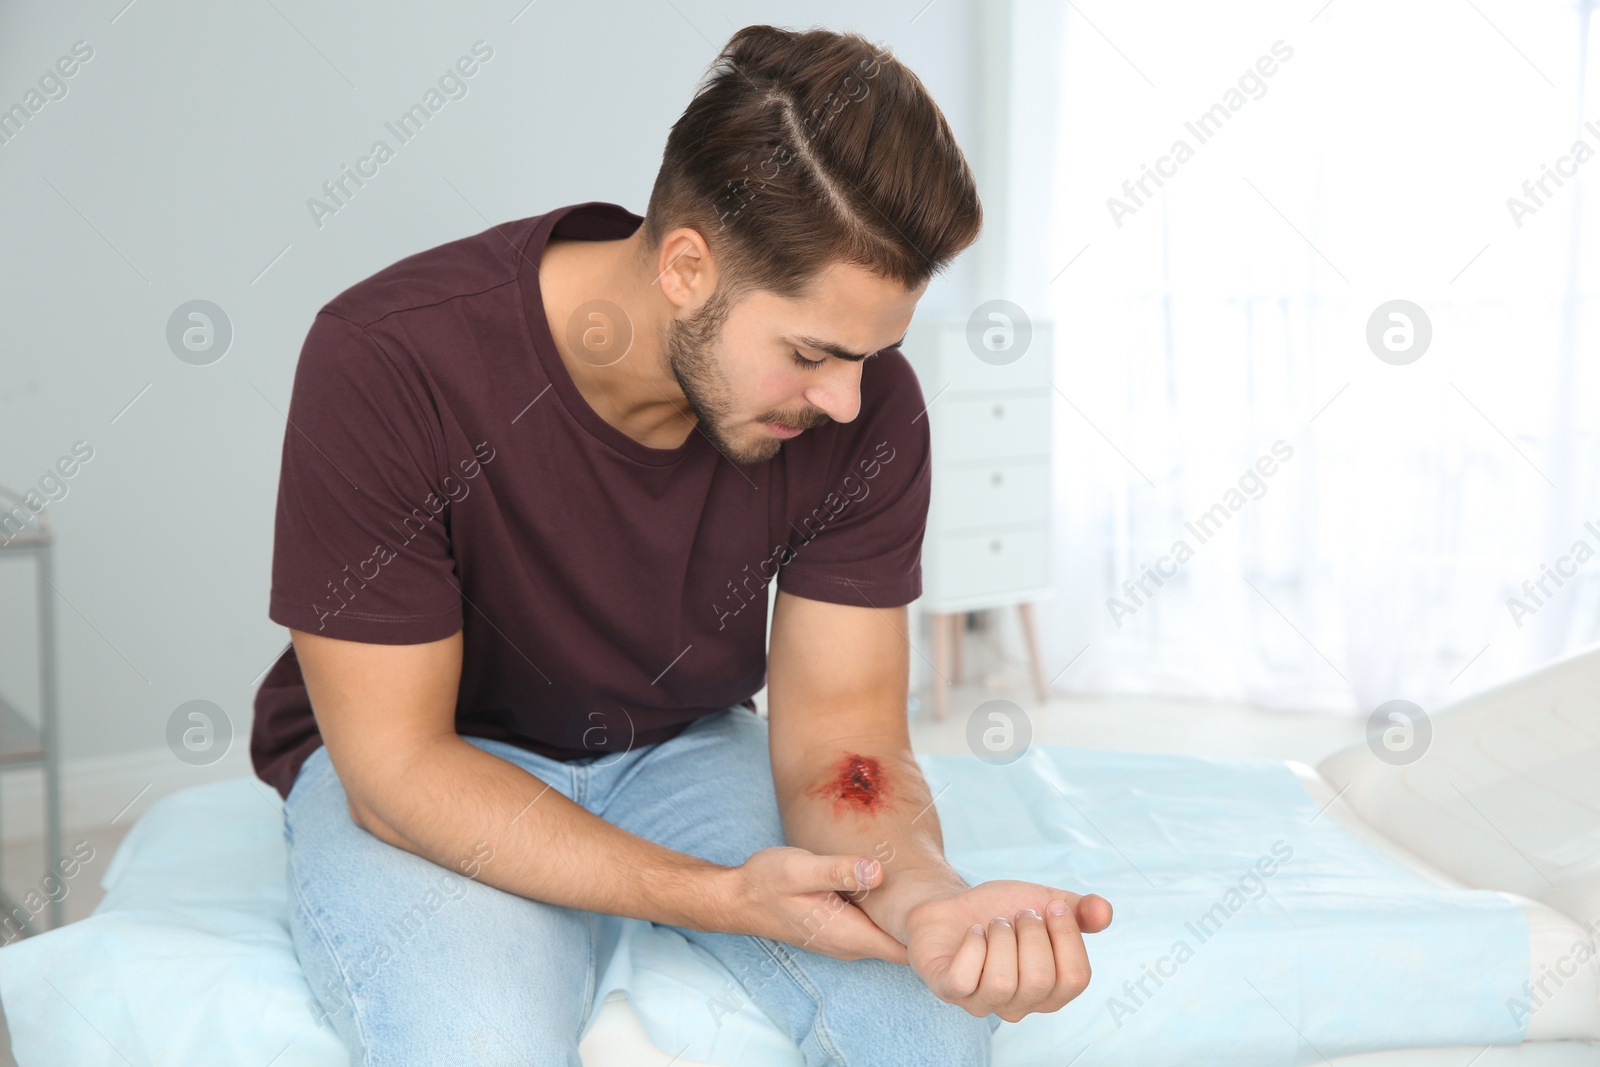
[807,753,889,815]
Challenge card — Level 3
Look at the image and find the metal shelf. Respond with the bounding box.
[0,484,65,936]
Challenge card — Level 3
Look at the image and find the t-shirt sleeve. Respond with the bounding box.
[775,349,932,609]
[266,310,464,643]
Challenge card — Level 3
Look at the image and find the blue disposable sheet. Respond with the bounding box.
[0,746,1527,1066]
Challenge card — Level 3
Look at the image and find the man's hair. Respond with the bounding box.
[642,25,982,301]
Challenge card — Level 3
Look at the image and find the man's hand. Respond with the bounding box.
[728,846,909,964]
[902,879,1112,1022]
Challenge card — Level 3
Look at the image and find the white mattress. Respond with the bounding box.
[1290,762,1600,1050]
[578,994,1600,1067]
[1293,641,1600,1066]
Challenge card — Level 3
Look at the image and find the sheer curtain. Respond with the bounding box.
[1034,0,1600,716]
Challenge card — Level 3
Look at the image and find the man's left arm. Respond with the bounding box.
[766,588,1113,1022]
[767,589,965,938]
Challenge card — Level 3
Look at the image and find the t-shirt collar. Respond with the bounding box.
[518,201,703,468]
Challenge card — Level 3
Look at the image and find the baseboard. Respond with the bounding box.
[0,745,256,844]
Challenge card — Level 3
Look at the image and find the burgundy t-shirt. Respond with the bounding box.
[250,201,932,800]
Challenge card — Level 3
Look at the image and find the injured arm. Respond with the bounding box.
[767,591,1112,1023]
[780,743,970,943]
[766,591,969,943]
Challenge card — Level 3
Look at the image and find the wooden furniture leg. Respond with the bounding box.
[951,611,964,685]
[931,611,952,721]
[1017,601,1048,702]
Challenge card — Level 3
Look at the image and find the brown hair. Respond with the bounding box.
[642,25,982,302]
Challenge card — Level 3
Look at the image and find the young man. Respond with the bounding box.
[252,24,1110,1066]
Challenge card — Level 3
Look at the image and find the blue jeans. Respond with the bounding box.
[282,705,996,1066]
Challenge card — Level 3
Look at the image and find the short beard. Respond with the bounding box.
[664,286,784,466]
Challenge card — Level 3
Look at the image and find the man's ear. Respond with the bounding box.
[656,227,716,309]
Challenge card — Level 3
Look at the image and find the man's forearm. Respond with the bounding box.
[348,735,741,933]
[775,743,968,943]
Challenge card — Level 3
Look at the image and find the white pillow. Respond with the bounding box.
[1316,640,1600,929]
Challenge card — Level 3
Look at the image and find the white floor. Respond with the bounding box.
[907,686,1362,765]
[0,809,132,933]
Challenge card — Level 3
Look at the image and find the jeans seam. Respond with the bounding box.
[581,910,598,1034]
[287,854,376,1063]
[751,937,850,1066]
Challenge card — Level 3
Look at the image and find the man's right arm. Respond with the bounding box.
[289,627,907,962]
[292,626,742,930]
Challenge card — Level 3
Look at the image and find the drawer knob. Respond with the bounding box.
[990,539,1003,553]
[990,472,1003,486]
[992,404,1005,418]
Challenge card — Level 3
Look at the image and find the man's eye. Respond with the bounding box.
[792,350,826,371]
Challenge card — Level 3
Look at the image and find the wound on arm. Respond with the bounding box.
[804,753,891,816]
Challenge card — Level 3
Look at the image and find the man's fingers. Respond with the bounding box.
[936,922,989,999]
[1007,908,1056,1011]
[877,936,911,966]
[1045,898,1093,1006]
[791,891,905,964]
[833,905,909,964]
[972,915,1019,1011]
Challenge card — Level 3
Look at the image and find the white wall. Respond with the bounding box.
[0,0,989,826]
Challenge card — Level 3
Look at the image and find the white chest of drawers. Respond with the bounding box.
[899,316,1055,718]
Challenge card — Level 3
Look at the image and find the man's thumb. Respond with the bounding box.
[817,854,881,893]
[1076,892,1113,932]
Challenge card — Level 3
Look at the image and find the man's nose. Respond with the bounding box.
[804,364,863,424]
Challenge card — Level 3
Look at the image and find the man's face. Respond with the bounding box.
[663,260,923,465]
